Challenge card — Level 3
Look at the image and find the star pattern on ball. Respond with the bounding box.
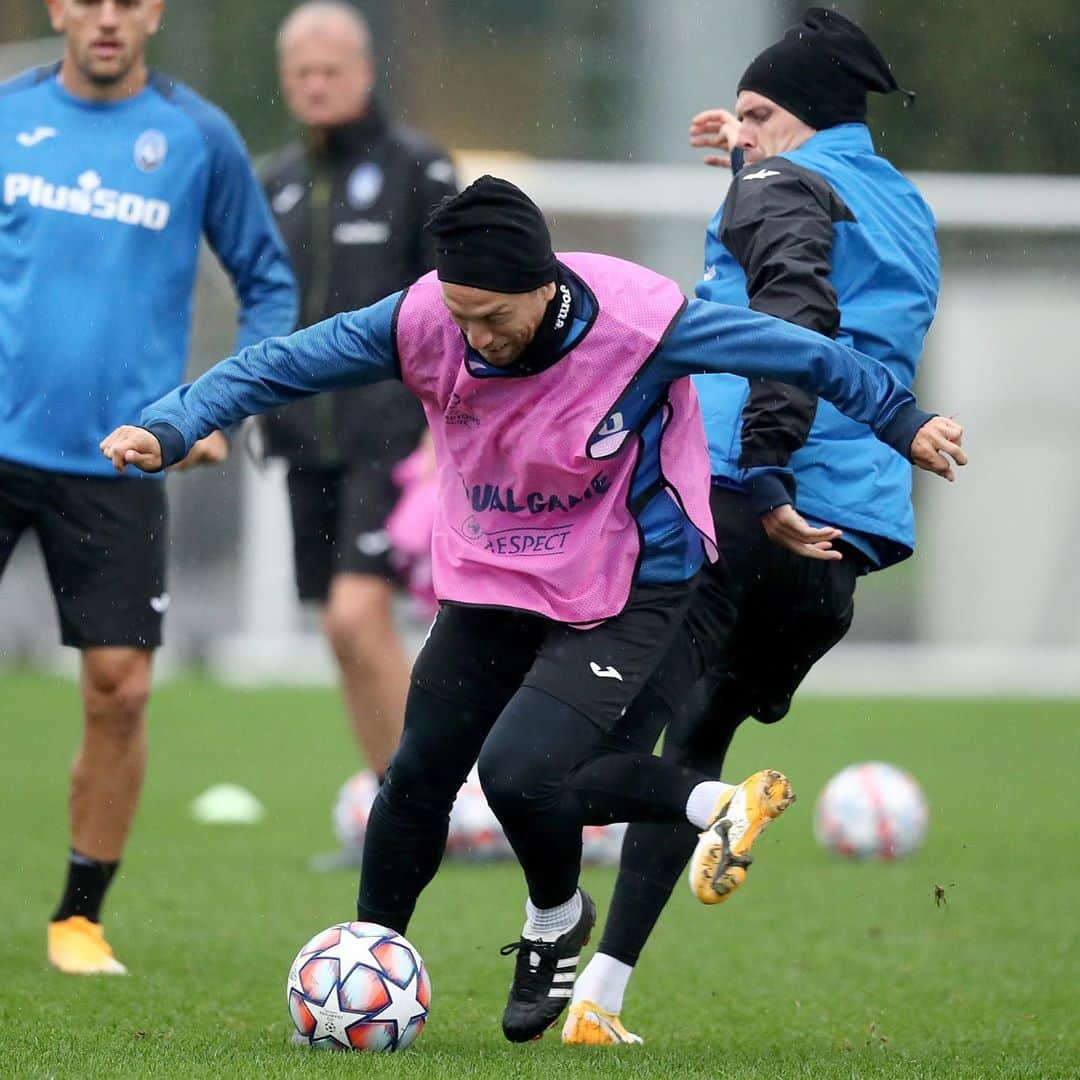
[289,924,430,1052]
[369,968,428,1046]
[312,927,388,978]
[308,983,355,1049]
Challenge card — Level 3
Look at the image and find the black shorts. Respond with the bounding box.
[682,485,863,724]
[285,462,403,602]
[412,580,695,733]
[0,457,167,649]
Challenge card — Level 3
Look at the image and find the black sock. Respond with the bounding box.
[597,681,749,966]
[597,823,700,965]
[51,850,119,924]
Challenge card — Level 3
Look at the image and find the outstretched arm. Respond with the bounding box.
[655,299,965,479]
[101,292,404,473]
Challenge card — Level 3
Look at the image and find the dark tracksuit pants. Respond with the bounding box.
[356,581,717,934]
[598,486,863,966]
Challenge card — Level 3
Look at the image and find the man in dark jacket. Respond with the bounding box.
[565,8,941,1045]
[260,1,457,790]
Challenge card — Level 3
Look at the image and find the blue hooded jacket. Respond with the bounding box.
[694,123,939,566]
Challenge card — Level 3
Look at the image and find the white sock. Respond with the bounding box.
[572,951,634,1014]
[686,780,735,830]
[523,889,582,942]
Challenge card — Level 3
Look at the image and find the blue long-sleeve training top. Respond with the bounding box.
[0,64,298,477]
[142,270,931,585]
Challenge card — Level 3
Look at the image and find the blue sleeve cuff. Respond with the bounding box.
[877,403,937,460]
[743,468,797,515]
[144,422,188,468]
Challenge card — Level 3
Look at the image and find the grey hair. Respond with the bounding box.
[277,1,372,58]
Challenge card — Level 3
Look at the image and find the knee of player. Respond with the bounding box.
[322,588,397,659]
[381,752,458,818]
[476,744,509,809]
[82,652,151,728]
[478,747,553,813]
[84,684,149,731]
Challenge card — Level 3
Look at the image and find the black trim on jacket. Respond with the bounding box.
[720,156,854,476]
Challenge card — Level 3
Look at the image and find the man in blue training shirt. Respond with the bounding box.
[566,9,943,1045]
[0,0,297,974]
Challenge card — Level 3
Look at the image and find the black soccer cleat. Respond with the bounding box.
[499,888,596,1043]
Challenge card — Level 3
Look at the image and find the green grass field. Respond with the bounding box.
[0,672,1075,1078]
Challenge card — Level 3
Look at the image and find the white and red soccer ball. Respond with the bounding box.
[287,922,430,1052]
[581,821,627,866]
[446,767,512,861]
[333,766,512,861]
[814,761,929,860]
[331,769,382,854]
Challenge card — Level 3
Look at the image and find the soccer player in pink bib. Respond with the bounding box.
[101,176,964,1042]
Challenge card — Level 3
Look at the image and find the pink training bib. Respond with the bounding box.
[395,252,714,625]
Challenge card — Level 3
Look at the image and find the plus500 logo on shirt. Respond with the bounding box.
[3,169,170,231]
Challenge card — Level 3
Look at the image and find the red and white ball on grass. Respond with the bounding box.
[447,766,512,861]
[814,761,929,860]
[331,769,381,855]
[333,766,512,860]
[287,921,430,1052]
[581,821,628,866]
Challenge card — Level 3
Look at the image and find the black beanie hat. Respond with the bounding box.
[737,7,909,130]
[426,175,557,294]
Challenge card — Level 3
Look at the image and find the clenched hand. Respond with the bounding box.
[99,426,163,474]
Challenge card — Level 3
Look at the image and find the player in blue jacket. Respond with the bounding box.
[566,9,943,1044]
[0,0,297,974]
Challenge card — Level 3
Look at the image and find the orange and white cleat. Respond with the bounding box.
[47,916,128,975]
[688,769,795,905]
[562,999,643,1045]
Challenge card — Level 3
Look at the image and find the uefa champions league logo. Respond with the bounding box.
[134,129,168,173]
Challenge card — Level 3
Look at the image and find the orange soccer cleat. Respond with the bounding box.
[561,999,643,1046]
[688,769,795,905]
[47,916,128,975]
